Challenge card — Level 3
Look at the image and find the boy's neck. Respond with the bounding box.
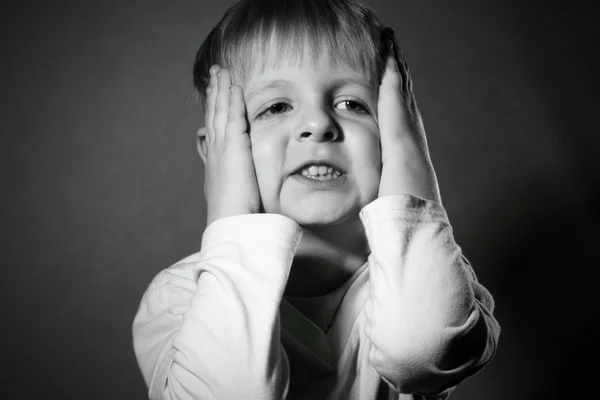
[285,214,369,297]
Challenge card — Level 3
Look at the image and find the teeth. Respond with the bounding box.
[300,164,342,178]
[301,171,339,180]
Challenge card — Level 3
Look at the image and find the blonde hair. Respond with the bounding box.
[193,0,390,109]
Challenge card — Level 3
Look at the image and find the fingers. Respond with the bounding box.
[397,51,412,94]
[378,41,414,145]
[225,84,248,139]
[380,40,419,130]
[214,68,232,142]
[380,30,413,97]
[392,43,412,95]
[205,65,248,145]
[381,45,401,90]
[205,65,220,144]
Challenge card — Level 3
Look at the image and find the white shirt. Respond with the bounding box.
[132,194,500,400]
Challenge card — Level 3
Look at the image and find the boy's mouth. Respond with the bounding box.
[298,165,343,180]
[292,167,348,188]
[292,159,347,180]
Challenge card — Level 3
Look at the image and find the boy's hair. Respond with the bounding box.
[193,0,389,110]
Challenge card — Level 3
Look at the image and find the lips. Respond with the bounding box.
[292,159,347,175]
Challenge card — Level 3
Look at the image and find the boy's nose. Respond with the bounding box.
[295,107,340,143]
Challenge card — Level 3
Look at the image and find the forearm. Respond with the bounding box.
[359,194,500,394]
[132,214,303,400]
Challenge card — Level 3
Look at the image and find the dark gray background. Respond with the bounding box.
[3,0,598,399]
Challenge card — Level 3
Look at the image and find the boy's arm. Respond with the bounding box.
[132,214,302,400]
[359,194,500,395]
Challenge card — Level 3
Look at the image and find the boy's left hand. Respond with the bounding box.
[377,35,441,204]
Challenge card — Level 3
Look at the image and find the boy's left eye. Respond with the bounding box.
[335,99,369,114]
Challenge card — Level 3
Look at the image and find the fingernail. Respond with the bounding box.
[206,86,211,94]
[229,85,234,91]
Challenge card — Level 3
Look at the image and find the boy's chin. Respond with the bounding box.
[279,203,357,226]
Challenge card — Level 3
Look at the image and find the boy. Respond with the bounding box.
[132,0,500,399]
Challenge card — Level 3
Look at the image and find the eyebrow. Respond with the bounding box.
[245,78,374,103]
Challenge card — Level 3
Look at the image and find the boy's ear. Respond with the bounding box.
[196,127,208,164]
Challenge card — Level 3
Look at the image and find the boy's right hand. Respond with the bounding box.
[203,65,261,227]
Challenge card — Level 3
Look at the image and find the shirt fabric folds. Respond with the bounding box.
[133,194,500,400]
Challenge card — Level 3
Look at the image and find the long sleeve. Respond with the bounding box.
[132,214,303,400]
[358,194,500,396]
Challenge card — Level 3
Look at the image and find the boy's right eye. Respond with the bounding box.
[257,102,292,120]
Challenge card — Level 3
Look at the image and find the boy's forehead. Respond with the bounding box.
[242,51,375,92]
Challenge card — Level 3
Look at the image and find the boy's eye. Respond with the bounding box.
[257,102,291,120]
[256,99,369,120]
[335,100,369,114]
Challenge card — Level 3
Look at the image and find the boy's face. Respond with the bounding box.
[241,53,382,226]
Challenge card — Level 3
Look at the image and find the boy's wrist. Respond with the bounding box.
[378,152,439,203]
[206,204,255,228]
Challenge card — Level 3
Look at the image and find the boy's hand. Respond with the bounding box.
[377,35,442,204]
[203,65,261,227]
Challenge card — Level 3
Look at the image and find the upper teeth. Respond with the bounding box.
[300,164,342,177]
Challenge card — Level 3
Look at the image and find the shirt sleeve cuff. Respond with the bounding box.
[201,213,304,250]
[359,193,449,227]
